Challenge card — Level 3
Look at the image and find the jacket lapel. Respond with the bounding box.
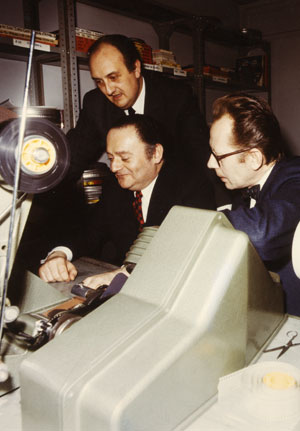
[143,72,164,117]
[146,163,173,225]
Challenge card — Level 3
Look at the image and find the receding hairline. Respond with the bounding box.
[89,42,124,62]
[89,42,140,73]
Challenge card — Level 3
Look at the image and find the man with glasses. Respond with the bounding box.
[207,92,300,316]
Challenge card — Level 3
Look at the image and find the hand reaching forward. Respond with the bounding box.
[83,267,129,290]
[39,251,78,283]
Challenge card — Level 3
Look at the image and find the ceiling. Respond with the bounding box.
[233,0,262,4]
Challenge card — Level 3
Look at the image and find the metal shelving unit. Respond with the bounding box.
[0,0,270,130]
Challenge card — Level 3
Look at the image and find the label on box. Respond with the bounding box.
[144,63,163,72]
[212,75,228,84]
[13,38,50,52]
[174,68,187,77]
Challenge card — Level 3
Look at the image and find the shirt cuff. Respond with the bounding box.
[40,246,73,264]
[217,204,232,211]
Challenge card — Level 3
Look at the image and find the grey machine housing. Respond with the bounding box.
[20,206,284,431]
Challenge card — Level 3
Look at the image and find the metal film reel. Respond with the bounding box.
[0,118,70,193]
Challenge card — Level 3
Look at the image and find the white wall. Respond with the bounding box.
[0,59,27,107]
[1,1,24,26]
[41,65,92,110]
[240,0,300,154]
[0,0,25,106]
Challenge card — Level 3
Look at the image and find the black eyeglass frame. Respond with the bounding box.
[210,148,251,166]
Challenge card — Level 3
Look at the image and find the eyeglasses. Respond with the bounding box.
[210,148,251,167]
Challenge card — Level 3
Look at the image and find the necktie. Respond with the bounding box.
[128,107,136,116]
[133,191,144,232]
[241,185,260,207]
[242,185,260,201]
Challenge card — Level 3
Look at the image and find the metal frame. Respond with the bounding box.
[57,0,80,132]
[0,0,270,127]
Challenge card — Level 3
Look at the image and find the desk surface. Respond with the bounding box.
[184,315,300,431]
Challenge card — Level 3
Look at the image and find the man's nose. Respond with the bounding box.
[110,158,122,172]
[207,153,218,169]
[104,81,115,96]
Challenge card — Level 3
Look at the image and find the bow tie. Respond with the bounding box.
[241,185,260,201]
[128,107,136,116]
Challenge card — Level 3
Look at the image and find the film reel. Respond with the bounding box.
[218,361,300,425]
[0,117,70,193]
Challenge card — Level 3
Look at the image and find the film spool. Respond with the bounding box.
[0,117,70,193]
[219,361,300,424]
[11,106,62,129]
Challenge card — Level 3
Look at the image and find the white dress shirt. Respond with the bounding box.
[125,77,145,115]
[249,164,275,208]
[217,164,275,211]
[136,176,157,222]
[44,173,158,263]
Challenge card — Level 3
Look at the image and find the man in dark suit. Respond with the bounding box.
[39,114,215,284]
[66,33,209,181]
[20,34,210,272]
[207,92,300,316]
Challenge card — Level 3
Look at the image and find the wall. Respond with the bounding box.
[1,2,24,27]
[240,0,300,154]
[148,0,240,29]
[0,0,27,107]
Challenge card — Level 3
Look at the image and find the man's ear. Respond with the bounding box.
[153,143,164,164]
[248,148,264,170]
[134,60,142,78]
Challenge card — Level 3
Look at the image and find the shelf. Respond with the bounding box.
[144,63,187,77]
[203,76,268,93]
[0,36,60,60]
[77,0,267,49]
[0,0,271,125]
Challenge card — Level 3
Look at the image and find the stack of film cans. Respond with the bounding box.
[82,162,110,204]
[131,38,153,65]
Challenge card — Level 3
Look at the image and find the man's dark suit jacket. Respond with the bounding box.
[223,157,300,316]
[19,71,210,272]
[64,160,215,266]
[66,70,209,181]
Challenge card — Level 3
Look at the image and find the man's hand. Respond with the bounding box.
[83,267,128,290]
[39,251,78,283]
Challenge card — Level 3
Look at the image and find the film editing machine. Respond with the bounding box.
[1,31,300,431]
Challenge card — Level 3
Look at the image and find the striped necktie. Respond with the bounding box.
[133,191,144,232]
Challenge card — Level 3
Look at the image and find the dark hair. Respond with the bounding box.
[88,34,143,72]
[109,114,164,158]
[212,93,285,163]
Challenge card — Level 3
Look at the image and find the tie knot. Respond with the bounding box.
[128,107,136,116]
[135,190,142,199]
[242,185,260,201]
